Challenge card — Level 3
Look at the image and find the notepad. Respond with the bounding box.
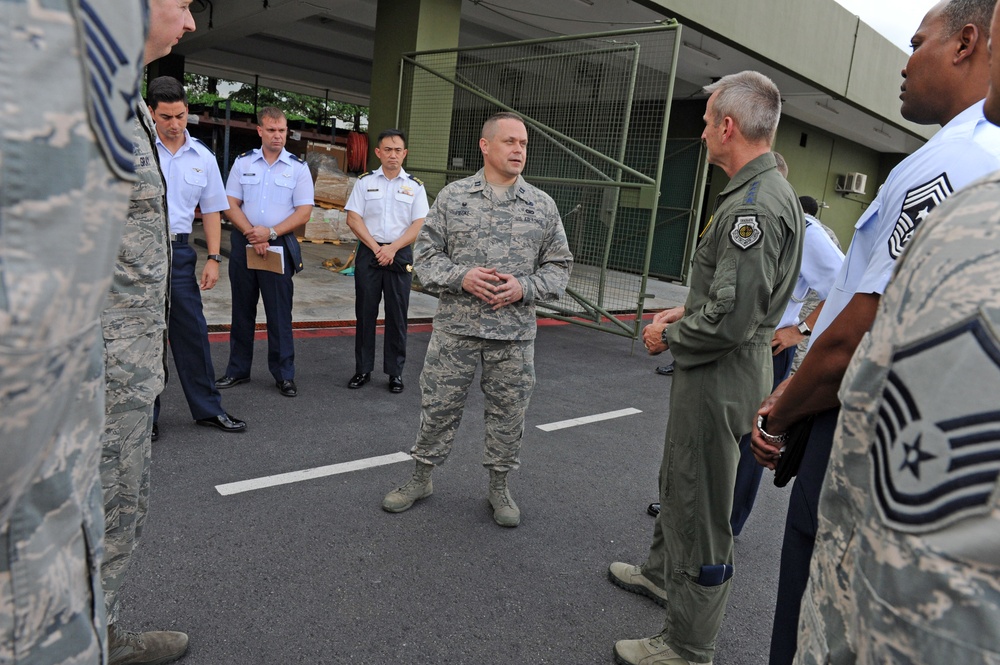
[246,245,284,274]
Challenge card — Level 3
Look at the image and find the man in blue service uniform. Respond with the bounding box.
[750,2,1000,663]
[0,2,146,663]
[147,76,246,436]
[216,106,314,397]
[381,112,572,528]
[796,4,1000,661]
[610,71,803,665]
[345,129,429,393]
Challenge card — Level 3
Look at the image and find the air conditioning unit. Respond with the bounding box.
[835,172,868,195]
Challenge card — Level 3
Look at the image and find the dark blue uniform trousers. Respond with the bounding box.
[225,230,295,382]
[154,239,225,422]
[730,345,796,535]
[353,243,412,376]
[767,406,839,665]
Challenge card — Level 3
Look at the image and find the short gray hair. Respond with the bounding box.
[941,0,996,36]
[704,71,782,145]
[482,112,525,139]
[773,151,788,178]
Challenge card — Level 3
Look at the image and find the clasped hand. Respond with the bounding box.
[462,267,523,310]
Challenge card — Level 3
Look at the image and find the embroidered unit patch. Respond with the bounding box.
[730,215,762,249]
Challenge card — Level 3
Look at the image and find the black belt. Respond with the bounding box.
[170,233,189,243]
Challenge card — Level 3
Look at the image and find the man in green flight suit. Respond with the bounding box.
[609,70,803,664]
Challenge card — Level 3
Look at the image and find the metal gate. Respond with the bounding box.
[397,24,699,338]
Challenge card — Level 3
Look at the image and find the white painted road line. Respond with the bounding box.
[215,451,412,496]
[536,407,643,432]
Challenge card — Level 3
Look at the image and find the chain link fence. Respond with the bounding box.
[399,24,696,338]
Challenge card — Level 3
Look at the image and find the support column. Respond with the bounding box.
[370,0,461,195]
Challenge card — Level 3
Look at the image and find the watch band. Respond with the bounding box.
[660,324,670,345]
[796,320,811,335]
[268,228,278,242]
[207,254,223,263]
[757,414,788,445]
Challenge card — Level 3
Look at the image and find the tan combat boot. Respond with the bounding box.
[382,460,433,512]
[488,469,520,527]
[107,623,188,665]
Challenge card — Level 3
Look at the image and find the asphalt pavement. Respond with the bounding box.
[124,316,793,665]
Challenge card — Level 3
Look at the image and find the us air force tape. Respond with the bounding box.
[730,215,762,249]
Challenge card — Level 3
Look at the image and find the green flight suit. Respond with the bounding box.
[641,152,803,662]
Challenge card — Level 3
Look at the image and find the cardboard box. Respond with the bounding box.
[303,208,354,243]
[307,141,347,174]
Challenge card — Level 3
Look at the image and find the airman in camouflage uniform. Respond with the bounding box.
[99,2,196,664]
[795,170,1000,665]
[382,112,572,527]
[0,1,146,663]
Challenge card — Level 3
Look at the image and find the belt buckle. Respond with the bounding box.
[170,233,178,241]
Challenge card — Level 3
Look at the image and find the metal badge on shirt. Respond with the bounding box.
[888,173,953,259]
[730,215,762,249]
[871,315,1000,533]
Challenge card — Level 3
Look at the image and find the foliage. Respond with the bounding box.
[183,73,367,129]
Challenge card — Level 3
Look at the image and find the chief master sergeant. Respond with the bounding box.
[381,111,572,527]
[609,71,803,665]
[795,2,1000,660]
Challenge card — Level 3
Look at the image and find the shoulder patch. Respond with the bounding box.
[730,215,762,249]
[871,315,1000,533]
[408,174,424,186]
[744,181,760,205]
[889,173,953,259]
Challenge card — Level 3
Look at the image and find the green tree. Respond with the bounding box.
[183,73,367,129]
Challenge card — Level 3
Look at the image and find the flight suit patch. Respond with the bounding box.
[730,215,762,249]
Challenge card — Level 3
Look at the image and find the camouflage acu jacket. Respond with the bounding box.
[796,173,1000,664]
[415,169,572,341]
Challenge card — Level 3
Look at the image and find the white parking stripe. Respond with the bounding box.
[536,407,642,432]
[215,451,412,496]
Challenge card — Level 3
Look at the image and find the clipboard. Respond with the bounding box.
[246,245,285,274]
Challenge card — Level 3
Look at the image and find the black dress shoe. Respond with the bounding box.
[647,502,660,517]
[196,413,248,432]
[151,422,159,441]
[388,376,404,393]
[276,379,297,397]
[654,363,675,376]
[216,375,250,389]
[348,372,371,389]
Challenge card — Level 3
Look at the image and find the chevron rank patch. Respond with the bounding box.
[81,0,145,181]
[888,173,953,259]
[871,315,1000,533]
[730,215,762,249]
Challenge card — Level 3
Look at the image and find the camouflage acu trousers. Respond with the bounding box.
[100,322,162,623]
[411,330,535,471]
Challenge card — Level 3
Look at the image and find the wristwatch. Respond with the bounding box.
[796,320,811,336]
[660,325,670,345]
[268,228,278,242]
[757,414,788,445]
[207,254,223,263]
